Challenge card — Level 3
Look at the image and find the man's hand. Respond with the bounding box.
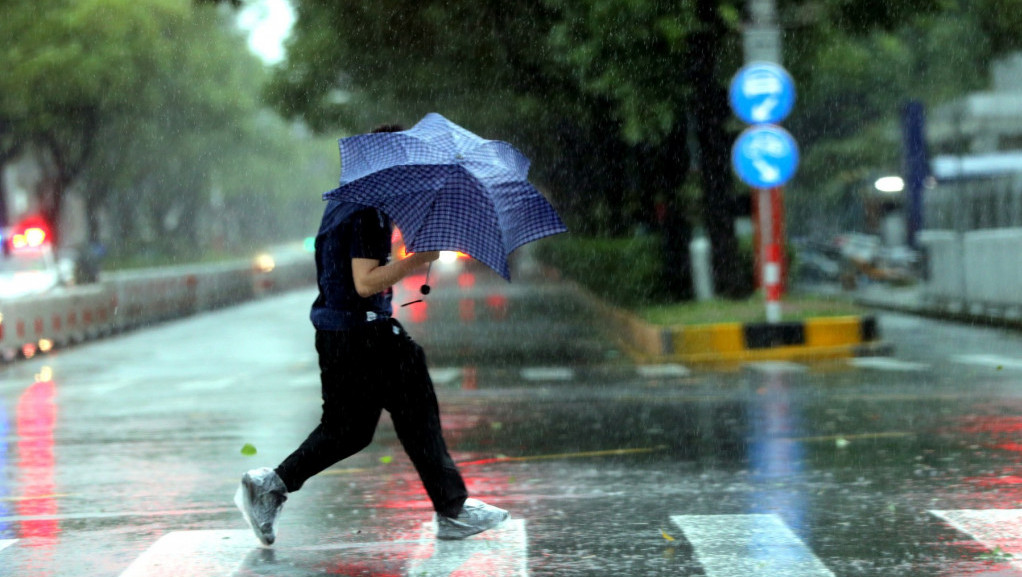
[352,251,440,298]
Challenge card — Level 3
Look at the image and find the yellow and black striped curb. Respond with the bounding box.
[549,269,889,366]
[594,299,887,366]
[658,315,884,365]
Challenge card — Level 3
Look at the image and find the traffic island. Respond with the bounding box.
[585,290,891,367]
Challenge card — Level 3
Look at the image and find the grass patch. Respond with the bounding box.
[533,234,666,307]
[637,293,866,326]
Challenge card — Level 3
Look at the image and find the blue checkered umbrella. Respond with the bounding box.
[323,113,567,280]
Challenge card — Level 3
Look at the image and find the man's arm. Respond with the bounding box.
[352,251,440,298]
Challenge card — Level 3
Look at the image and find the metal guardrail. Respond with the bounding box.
[0,253,316,362]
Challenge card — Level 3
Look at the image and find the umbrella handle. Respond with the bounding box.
[420,261,432,295]
[400,262,433,307]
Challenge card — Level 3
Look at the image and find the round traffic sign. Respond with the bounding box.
[729,62,796,125]
[731,125,800,188]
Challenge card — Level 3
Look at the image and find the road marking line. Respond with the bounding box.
[792,431,914,443]
[671,514,835,576]
[0,506,235,524]
[637,364,691,378]
[0,539,16,553]
[848,358,929,371]
[117,522,527,577]
[406,519,528,577]
[930,509,1022,568]
[429,368,463,386]
[744,362,808,374]
[118,530,251,577]
[520,367,574,381]
[459,446,667,467]
[953,355,1022,371]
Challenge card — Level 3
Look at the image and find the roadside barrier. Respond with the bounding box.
[0,252,316,362]
[920,227,1022,315]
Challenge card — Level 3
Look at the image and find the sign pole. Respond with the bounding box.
[737,0,792,324]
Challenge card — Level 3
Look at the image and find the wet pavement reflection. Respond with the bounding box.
[6,266,1022,574]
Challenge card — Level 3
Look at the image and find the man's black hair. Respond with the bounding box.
[371,124,405,133]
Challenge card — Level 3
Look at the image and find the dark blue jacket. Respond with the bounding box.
[310,201,393,330]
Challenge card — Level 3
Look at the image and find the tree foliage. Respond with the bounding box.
[267,0,1022,298]
[781,0,1019,236]
[0,0,329,262]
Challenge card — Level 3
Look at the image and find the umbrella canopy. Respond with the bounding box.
[323,113,567,280]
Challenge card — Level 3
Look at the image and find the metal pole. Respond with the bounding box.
[745,0,784,323]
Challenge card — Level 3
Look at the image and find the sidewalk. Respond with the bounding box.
[852,283,929,315]
[853,282,1022,328]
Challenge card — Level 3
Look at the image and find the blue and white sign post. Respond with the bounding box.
[730,61,799,323]
[732,125,799,189]
[729,63,796,126]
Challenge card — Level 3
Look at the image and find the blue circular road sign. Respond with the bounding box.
[732,125,800,188]
[729,62,796,125]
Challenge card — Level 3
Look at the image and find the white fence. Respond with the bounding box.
[0,252,316,361]
[924,173,1022,231]
[920,228,1022,313]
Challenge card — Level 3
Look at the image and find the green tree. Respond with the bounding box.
[781,0,1017,237]
[0,0,326,262]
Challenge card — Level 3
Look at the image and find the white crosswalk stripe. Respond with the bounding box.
[520,367,574,381]
[116,520,528,577]
[931,509,1022,569]
[405,520,527,576]
[10,511,1022,574]
[848,358,929,371]
[744,362,808,374]
[118,530,251,577]
[671,514,835,577]
[953,354,1022,371]
[636,364,691,378]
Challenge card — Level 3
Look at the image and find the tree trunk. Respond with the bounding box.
[689,0,747,298]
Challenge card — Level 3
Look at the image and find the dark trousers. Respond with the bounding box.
[275,320,468,518]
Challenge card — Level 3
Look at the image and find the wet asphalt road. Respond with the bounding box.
[5,262,1022,575]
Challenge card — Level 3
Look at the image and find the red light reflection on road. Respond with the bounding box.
[13,374,60,577]
[458,273,476,289]
[965,475,1022,487]
[16,377,58,543]
[460,299,476,322]
[945,412,1022,509]
[957,415,1022,435]
[485,295,508,321]
[462,367,478,390]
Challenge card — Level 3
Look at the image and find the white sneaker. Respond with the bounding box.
[435,498,510,540]
[234,467,288,546]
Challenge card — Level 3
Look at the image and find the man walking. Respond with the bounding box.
[234,124,509,546]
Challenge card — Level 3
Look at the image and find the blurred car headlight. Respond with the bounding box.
[253,253,276,273]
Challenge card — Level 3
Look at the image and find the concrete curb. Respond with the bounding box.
[569,278,888,366]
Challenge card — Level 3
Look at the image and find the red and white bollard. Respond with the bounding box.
[764,242,782,323]
[755,187,785,323]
